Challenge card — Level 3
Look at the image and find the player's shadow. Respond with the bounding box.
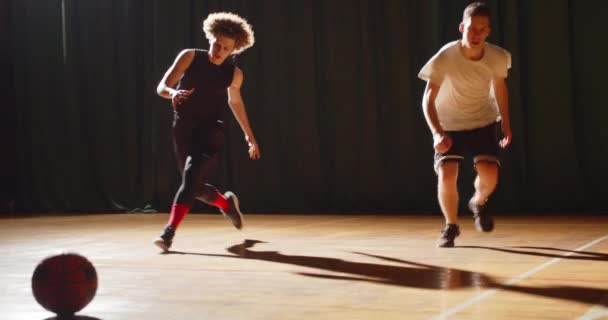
[169,239,608,305]
[456,245,608,261]
[169,239,490,289]
[232,240,494,289]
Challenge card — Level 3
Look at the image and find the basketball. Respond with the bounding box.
[31,253,98,316]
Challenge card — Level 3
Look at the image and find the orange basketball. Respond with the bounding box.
[31,253,98,316]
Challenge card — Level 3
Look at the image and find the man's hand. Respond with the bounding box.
[433,133,453,154]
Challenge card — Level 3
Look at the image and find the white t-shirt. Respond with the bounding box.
[418,41,511,131]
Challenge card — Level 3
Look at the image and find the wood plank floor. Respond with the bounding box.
[0,213,606,320]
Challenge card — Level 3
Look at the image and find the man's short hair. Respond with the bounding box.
[463,2,491,22]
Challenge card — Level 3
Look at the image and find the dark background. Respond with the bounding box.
[2,0,607,214]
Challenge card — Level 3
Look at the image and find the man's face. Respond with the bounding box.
[460,15,491,48]
[209,35,236,63]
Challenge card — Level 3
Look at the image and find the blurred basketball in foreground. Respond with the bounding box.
[31,253,98,316]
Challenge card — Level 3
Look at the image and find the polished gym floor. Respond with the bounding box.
[1,213,606,319]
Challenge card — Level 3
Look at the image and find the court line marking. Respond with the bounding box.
[433,234,608,320]
[577,292,608,320]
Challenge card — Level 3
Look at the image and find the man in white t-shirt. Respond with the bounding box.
[418,2,512,247]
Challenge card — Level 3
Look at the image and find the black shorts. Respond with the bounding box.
[173,113,225,169]
[434,122,500,171]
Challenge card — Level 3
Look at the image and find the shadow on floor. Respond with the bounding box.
[168,239,608,306]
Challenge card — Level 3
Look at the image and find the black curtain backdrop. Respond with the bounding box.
[1,0,18,213]
[6,0,608,214]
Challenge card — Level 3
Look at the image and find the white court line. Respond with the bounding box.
[577,293,608,320]
[433,235,608,320]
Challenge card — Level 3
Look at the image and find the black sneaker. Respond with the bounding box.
[153,225,175,252]
[220,191,243,230]
[469,198,494,232]
[437,224,460,248]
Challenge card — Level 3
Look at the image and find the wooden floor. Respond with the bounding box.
[0,213,607,320]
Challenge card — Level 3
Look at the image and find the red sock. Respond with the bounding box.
[210,191,229,211]
[168,204,190,229]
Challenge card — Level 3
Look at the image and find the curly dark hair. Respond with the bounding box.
[203,12,255,55]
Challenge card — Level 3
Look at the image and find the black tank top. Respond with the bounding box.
[175,49,235,121]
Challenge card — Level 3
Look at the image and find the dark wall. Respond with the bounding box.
[1,0,17,213]
[7,0,608,214]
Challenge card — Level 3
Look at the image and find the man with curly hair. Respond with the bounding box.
[154,12,260,252]
[418,2,512,247]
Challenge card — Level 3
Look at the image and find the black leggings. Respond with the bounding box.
[172,114,225,207]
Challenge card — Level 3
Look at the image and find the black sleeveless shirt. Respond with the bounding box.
[175,49,235,121]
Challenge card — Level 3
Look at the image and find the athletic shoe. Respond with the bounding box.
[437,224,460,248]
[220,191,243,230]
[153,225,175,252]
[469,198,494,232]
